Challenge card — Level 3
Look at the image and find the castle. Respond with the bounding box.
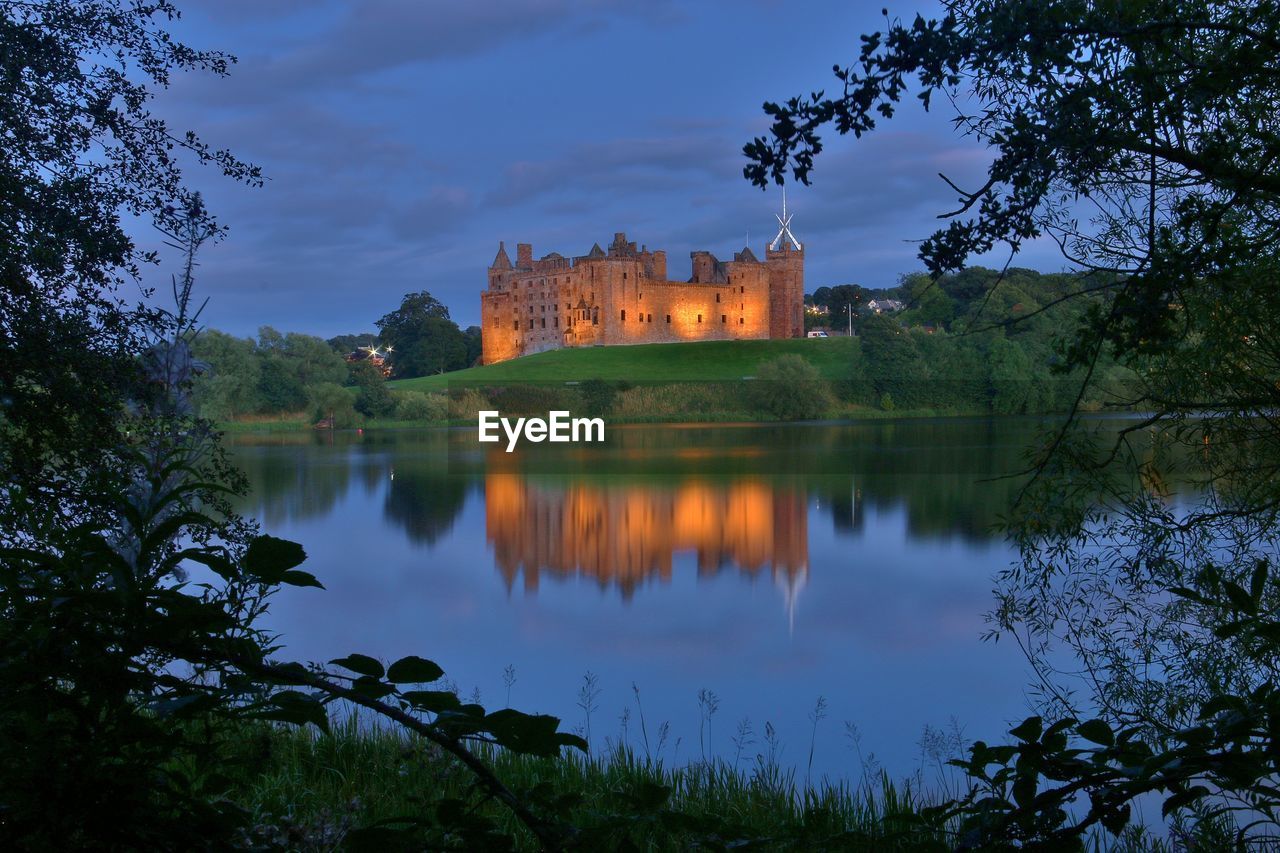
[480,201,805,364]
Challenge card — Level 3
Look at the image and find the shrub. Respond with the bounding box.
[748,355,833,420]
[394,391,449,422]
[307,382,359,428]
[579,378,619,417]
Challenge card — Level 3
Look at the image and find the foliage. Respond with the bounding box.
[190,326,350,421]
[578,378,619,417]
[228,720,948,852]
[743,0,1280,844]
[376,291,470,378]
[394,390,449,422]
[748,355,833,420]
[928,561,1280,849]
[346,360,395,418]
[0,0,260,521]
[307,382,358,428]
[326,332,380,355]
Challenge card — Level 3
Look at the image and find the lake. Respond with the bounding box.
[229,418,1081,782]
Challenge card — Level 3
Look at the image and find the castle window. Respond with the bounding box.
[739,317,744,325]
[647,313,652,323]
[528,319,533,330]
[541,318,546,328]
[697,314,702,323]
[716,293,720,303]
[721,315,726,324]
[513,320,518,330]
[741,286,745,293]
[665,314,671,323]
[621,309,626,322]
[592,309,598,325]
[623,273,627,280]
[638,292,642,300]
[554,317,559,328]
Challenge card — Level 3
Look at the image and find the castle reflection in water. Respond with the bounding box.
[485,474,811,623]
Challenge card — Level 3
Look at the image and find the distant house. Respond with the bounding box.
[866,299,905,314]
[345,345,392,378]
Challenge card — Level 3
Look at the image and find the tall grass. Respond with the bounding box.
[223,713,947,850]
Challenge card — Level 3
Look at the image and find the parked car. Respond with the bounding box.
[806,330,829,338]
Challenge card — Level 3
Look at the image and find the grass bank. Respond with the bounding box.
[225,716,941,850]
[389,338,856,391]
[223,717,1187,851]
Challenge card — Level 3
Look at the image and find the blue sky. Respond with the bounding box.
[150,0,1066,337]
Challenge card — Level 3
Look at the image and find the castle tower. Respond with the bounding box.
[764,189,805,338]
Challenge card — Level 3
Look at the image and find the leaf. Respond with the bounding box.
[243,535,307,582]
[482,709,566,757]
[1077,719,1115,747]
[350,676,396,700]
[252,690,329,732]
[386,655,444,684]
[280,569,325,589]
[1223,580,1256,615]
[557,732,589,754]
[1162,785,1210,818]
[1009,716,1043,743]
[1100,802,1131,835]
[330,654,385,679]
[1250,560,1269,603]
[402,690,461,713]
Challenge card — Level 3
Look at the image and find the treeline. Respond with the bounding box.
[818,266,1135,413]
[190,327,398,425]
[190,289,484,424]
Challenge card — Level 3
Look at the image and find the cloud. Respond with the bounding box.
[489,133,742,207]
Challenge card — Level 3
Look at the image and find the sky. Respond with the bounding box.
[146,0,1067,338]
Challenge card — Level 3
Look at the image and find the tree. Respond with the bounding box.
[825,283,863,328]
[376,291,468,378]
[744,0,1280,841]
[859,313,929,408]
[347,359,395,418]
[0,0,261,516]
[462,325,483,367]
[327,332,380,354]
[190,330,259,420]
[748,354,832,420]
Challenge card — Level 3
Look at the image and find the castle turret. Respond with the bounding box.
[516,243,533,269]
[764,191,805,338]
[491,241,512,270]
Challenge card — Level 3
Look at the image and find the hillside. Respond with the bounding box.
[388,338,855,390]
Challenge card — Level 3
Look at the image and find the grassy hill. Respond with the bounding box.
[389,338,854,391]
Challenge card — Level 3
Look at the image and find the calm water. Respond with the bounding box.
[229,419,1076,780]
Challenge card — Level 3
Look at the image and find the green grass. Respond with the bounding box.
[222,717,1188,851]
[224,716,945,851]
[389,338,856,391]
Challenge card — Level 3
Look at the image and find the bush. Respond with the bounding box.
[879,392,895,411]
[747,355,833,420]
[347,361,396,418]
[579,378,619,417]
[307,382,359,428]
[394,391,449,422]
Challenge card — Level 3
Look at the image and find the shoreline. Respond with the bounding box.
[214,407,1137,434]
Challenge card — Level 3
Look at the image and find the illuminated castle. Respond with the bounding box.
[480,198,805,364]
